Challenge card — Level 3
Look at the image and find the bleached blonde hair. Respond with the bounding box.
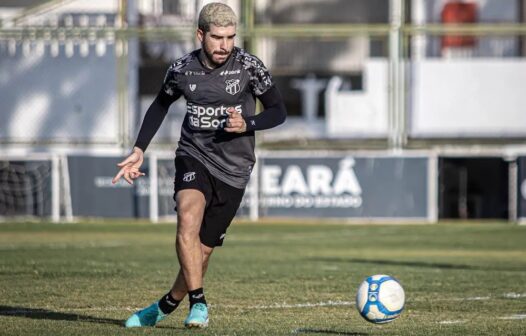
[198,2,237,32]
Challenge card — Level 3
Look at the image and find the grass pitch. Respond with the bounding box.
[0,220,525,335]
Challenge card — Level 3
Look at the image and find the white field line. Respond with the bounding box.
[455,296,491,301]
[2,292,524,315]
[498,314,526,320]
[433,292,526,302]
[503,293,526,299]
[438,320,467,325]
[244,300,355,309]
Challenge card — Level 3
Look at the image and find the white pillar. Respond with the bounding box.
[427,154,439,223]
[60,156,74,222]
[249,154,260,222]
[51,155,60,223]
[149,154,159,223]
[388,0,405,150]
[411,0,427,60]
[507,157,518,223]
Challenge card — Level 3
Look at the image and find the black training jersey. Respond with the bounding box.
[162,47,273,189]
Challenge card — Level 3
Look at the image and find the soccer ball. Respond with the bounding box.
[355,274,405,324]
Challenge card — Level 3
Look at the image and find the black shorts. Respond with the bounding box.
[173,155,245,247]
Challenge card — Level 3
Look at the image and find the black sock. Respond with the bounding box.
[188,287,207,307]
[158,292,181,314]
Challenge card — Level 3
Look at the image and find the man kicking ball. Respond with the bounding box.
[112,2,286,328]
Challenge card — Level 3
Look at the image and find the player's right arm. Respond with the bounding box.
[133,89,179,152]
[112,88,180,185]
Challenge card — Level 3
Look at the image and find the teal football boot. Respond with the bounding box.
[124,301,166,327]
[184,303,209,328]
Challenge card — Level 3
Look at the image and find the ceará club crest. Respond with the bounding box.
[225,79,240,95]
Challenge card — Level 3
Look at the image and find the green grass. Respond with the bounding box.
[1,221,525,335]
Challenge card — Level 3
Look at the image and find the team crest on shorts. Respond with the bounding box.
[225,79,240,95]
[183,172,196,182]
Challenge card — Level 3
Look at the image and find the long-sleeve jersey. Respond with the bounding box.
[134,47,286,189]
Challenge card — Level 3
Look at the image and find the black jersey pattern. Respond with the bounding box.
[162,47,274,189]
[234,49,273,96]
[162,52,197,96]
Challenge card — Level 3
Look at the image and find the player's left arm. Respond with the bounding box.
[244,86,287,131]
[224,86,287,133]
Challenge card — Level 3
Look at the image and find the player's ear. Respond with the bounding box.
[197,29,205,43]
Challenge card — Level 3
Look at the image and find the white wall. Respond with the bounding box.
[325,60,388,138]
[410,60,526,137]
[0,43,119,143]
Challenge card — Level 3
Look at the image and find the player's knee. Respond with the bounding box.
[202,246,213,261]
[177,210,201,226]
[176,213,201,244]
[176,229,198,246]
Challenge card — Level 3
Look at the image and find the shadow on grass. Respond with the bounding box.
[0,305,183,330]
[311,257,525,272]
[0,305,123,326]
[294,328,368,335]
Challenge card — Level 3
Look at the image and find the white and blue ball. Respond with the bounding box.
[355,274,405,324]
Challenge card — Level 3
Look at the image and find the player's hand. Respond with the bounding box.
[224,107,246,133]
[112,147,146,185]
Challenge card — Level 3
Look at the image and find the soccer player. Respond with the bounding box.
[112,2,286,329]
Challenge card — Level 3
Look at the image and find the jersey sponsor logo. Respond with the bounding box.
[189,84,196,91]
[220,69,241,76]
[184,70,205,76]
[187,103,242,130]
[225,79,240,95]
[183,172,196,182]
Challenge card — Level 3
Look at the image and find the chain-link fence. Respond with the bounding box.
[0,158,53,217]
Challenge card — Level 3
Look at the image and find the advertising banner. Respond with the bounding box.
[68,156,149,218]
[68,154,430,220]
[258,155,429,219]
[157,159,176,217]
[68,156,176,218]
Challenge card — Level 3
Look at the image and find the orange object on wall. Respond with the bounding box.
[441,1,478,48]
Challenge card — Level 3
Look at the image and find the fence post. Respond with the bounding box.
[51,154,60,223]
[149,154,159,223]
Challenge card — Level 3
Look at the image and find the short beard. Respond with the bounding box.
[202,42,228,68]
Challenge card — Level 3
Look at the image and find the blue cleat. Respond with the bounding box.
[124,301,166,328]
[184,303,209,328]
